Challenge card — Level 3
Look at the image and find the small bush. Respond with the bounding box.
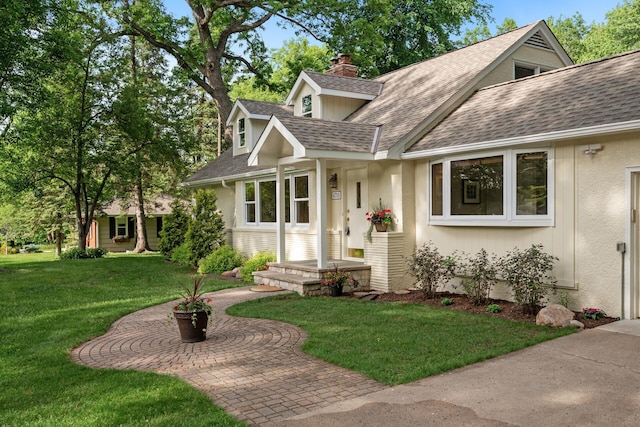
[0,243,19,254]
[158,199,190,258]
[59,247,88,260]
[460,248,498,305]
[240,251,276,284]
[198,245,245,274]
[406,242,457,299]
[21,244,40,253]
[85,248,105,258]
[170,242,192,266]
[497,244,558,313]
[486,304,501,313]
[441,297,454,306]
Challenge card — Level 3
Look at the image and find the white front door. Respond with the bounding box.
[345,168,368,259]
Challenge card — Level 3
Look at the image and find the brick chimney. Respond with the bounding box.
[326,53,357,78]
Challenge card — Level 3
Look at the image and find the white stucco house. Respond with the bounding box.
[184,21,640,319]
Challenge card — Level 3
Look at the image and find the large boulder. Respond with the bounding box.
[536,304,575,327]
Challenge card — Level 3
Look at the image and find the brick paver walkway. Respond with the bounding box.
[71,287,386,425]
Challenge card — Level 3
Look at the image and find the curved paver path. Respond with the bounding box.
[71,287,386,426]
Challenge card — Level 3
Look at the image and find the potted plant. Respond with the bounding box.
[321,264,353,297]
[365,198,394,242]
[171,275,213,342]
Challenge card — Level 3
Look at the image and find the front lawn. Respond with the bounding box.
[0,252,244,427]
[228,293,576,386]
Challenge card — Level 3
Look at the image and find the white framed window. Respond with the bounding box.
[429,148,553,226]
[243,174,310,225]
[237,118,246,148]
[301,94,312,118]
[514,61,553,79]
[116,218,128,236]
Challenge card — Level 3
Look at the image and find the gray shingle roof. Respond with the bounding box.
[99,195,174,216]
[346,22,542,152]
[182,150,272,185]
[303,71,383,97]
[276,116,379,153]
[238,99,293,117]
[409,49,640,153]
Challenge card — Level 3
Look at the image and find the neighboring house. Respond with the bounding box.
[87,195,173,252]
[183,20,640,319]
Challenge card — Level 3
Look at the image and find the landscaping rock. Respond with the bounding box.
[536,304,575,327]
[570,320,585,329]
[353,292,370,298]
[222,270,237,277]
[393,290,411,295]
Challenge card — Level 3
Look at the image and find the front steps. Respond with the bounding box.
[252,260,371,296]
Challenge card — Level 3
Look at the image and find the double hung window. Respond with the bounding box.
[244,174,310,226]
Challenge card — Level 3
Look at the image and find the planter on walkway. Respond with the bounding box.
[173,310,209,342]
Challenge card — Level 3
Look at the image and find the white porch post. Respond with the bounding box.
[276,164,286,263]
[316,159,328,268]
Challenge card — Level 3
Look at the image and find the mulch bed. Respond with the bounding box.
[349,290,618,329]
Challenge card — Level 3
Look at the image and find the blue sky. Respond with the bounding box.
[163,0,622,50]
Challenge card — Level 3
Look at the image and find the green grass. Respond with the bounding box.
[0,252,245,427]
[228,293,576,386]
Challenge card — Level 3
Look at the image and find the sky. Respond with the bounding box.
[162,0,623,50]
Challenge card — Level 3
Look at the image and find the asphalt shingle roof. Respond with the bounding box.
[409,49,640,152]
[238,99,293,117]
[303,71,384,97]
[182,150,272,184]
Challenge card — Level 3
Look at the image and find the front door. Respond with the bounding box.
[345,168,368,259]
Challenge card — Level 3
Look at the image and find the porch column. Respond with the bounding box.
[276,164,286,263]
[316,159,328,268]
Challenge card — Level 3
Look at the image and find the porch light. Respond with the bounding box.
[578,144,602,155]
[329,173,338,188]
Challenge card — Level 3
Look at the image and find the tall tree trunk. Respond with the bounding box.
[133,183,150,253]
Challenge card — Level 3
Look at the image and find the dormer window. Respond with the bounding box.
[514,62,553,80]
[302,94,312,118]
[238,118,246,148]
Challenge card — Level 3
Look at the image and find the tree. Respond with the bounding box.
[547,13,590,63]
[99,0,491,143]
[457,17,518,47]
[185,188,226,265]
[158,198,190,257]
[580,0,640,62]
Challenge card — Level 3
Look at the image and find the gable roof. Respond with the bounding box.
[285,70,384,104]
[406,49,640,157]
[346,21,571,156]
[226,99,293,126]
[98,194,174,216]
[182,149,272,185]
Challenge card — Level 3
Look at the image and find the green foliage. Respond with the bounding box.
[170,242,192,266]
[486,304,501,313]
[58,247,105,260]
[0,243,18,254]
[21,243,39,253]
[556,290,572,308]
[239,251,276,284]
[158,199,191,257]
[198,245,245,275]
[407,242,457,299]
[441,297,454,306]
[460,248,498,305]
[185,189,226,265]
[497,244,558,312]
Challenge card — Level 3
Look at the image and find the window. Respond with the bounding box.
[116,218,128,236]
[302,94,312,118]
[238,118,246,148]
[514,62,553,80]
[243,175,309,225]
[430,149,552,226]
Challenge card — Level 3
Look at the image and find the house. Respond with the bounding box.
[183,20,640,320]
[87,195,173,252]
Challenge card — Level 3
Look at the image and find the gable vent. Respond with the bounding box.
[524,31,551,50]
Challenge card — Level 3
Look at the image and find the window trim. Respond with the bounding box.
[301,94,312,118]
[237,117,246,148]
[513,60,553,79]
[429,148,554,227]
[243,173,310,227]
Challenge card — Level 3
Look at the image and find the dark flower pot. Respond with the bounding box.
[375,223,388,232]
[173,310,209,342]
[330,286,343,297]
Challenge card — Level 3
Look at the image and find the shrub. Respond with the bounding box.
[170,242,192,266]
[59,247,88,260]
[239,251,276,284]
[486,304,501,313]
[21,244,40,253]
[185,189,226,265]
[496,244,558,313]
[198,245,245,274]
[158,199,191,258]
[406,242,457,299]
[0,243,18,255]
[441,297,454,306]
[85,248,105,258]
[460,248,498,305]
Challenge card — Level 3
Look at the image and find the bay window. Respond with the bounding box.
[430,149,552,226]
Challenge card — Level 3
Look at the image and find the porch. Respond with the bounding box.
[252,260,372,296]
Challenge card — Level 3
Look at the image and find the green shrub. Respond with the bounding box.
[21,244,40,253]
[0,243,19,254]
[185,189,226,265]
[158,199,190,258]
[497,244,558,313]
[170,242,192,266]
[460,248,498,305]
[486,304,501,313]
[59,247,88,260]
[239,251,275,284]
[198,245,245,274]
[85,248,105,258]
[440,297,453,306]
[406,242,457,299]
